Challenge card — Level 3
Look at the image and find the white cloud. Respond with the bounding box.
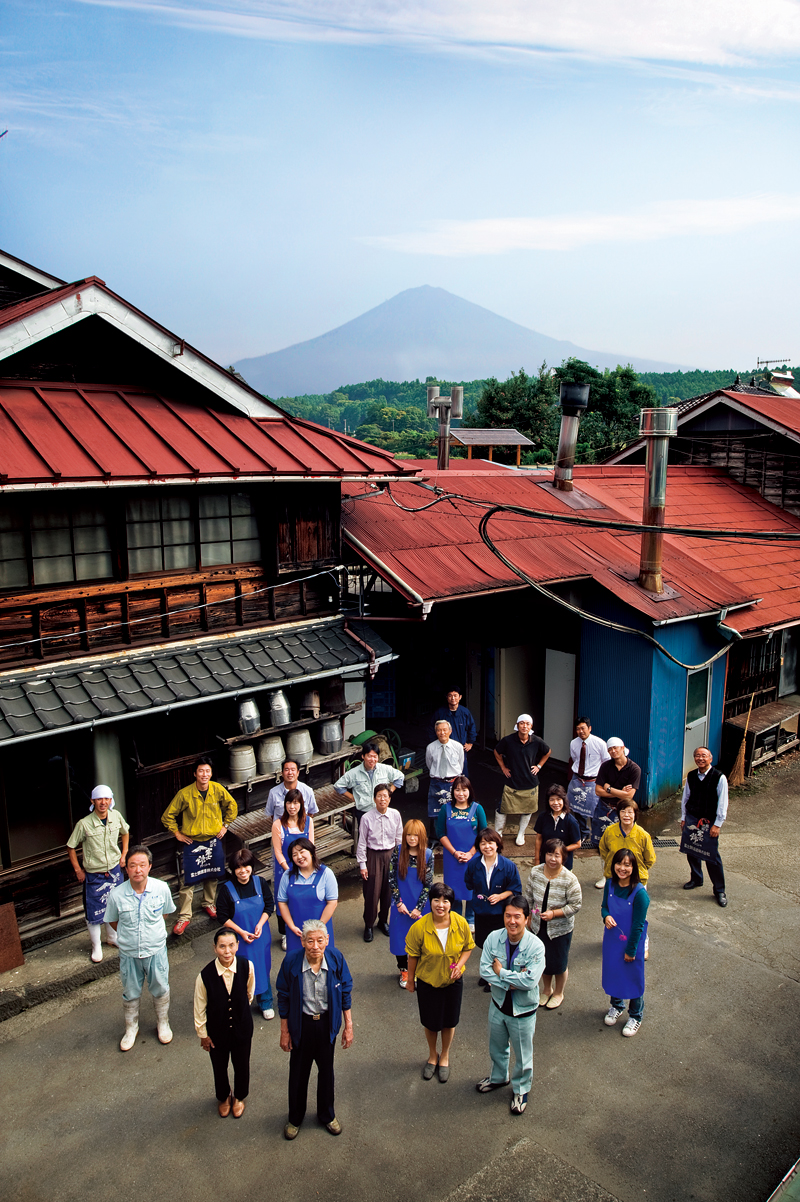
[359,194,800,256]
[74,0,800,66]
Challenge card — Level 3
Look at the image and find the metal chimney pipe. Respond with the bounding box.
[554,383,590,491]
[637,407,678,593]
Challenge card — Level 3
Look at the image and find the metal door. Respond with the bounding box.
[683,667,710,777]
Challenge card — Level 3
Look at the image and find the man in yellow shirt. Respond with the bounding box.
[162,759,237,934]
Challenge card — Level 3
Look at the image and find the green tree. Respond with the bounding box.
[462,364,560,459]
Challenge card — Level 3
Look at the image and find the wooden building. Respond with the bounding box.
[0,250,409,949]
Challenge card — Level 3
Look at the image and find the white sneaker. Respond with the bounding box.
[281,935,287,951]
[594,877,606,889]
[604,1006,623,1026]
[515,834,526,846]
[622,1018,641,1037]
[468,922,475,933]
[262,1008,275,1020]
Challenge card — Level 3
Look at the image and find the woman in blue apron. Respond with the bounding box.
[276,837,338,955]
[66,786,130,963]
[601,849,649,1037]
[271,789,314,950]
[436,776,487,927]
[217,847,275,1018]
[389,819,433,988]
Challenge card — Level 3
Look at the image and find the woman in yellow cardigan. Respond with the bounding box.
[406,882,474,1082]
[598,801,656,887]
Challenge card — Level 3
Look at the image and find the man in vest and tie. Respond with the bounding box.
[681,746,729,907]
[194,929,255,1117]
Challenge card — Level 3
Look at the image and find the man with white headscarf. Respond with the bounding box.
[493,716,551,847]
[67,786,130,963]
[593,738,642,888]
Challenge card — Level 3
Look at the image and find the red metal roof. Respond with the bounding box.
[343,464,800,632]
[0,381,415,483]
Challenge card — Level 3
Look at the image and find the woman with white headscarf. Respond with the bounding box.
[67,786,130,963]
[492,715,551,848]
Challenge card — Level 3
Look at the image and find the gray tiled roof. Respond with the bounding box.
[0,619,392,745]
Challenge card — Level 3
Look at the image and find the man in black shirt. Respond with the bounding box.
[493,714,551,847]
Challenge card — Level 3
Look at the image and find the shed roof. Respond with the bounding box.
[343,465,800,633]
[450,428,534,447]
[0,380,414,485]
[0,618,392,746]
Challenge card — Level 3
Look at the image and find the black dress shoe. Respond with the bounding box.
[363,927,374,942]
[376,921,390,937]
[715,892,728,907]
[683,880,703,890]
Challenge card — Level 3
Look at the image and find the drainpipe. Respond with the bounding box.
[637,407,678,593]
[553,383,590,492]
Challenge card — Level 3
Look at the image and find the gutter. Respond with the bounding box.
[651,599,758,627]
[343,530,432,615]
[0,475,417,494]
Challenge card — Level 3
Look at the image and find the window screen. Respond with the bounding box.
[199,493,261,567]
[126,496,195,575]
[30,504,113,586]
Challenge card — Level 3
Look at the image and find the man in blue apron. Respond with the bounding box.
[477,895,545,1116]
[161,758,237,935]
[194,929,255,1118]
[567,717,610,843]
[104,844,176,1051]
[680,746,729,907]
[277,920,354,1140]
[67,785,129,963]
[425,722,465,836]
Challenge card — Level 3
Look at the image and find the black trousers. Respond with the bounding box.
[362,847,393,927]
[288,1012,336,1125]
[209,1037,252,1101]
[686,850,726,893]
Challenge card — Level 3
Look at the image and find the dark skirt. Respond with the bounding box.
[474,913,504,949]
[416,976,464,1031]
[538,924,573,976]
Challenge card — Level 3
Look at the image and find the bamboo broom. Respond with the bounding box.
[728,693,755,787]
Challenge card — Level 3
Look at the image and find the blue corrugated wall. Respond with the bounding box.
[577,596,728,806]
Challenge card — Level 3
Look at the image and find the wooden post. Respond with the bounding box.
[0,902,24,973]
[488,446,493,461]
[467,446,472,460]
[516,445,521,466]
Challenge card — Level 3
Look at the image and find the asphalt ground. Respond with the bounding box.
[2,755,800,1202]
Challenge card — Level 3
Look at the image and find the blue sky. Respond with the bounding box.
[2,0,800,370]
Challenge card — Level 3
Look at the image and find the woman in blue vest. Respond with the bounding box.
[277,837,338,955]
[218,848,275,1019]
[389,819,433,988]
[463,827,521,990]
[436,776,487,928]
[601,848,649,1037]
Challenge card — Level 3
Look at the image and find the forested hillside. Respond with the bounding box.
[276,362,797,463]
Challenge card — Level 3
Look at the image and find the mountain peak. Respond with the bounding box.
[234,288,689,398]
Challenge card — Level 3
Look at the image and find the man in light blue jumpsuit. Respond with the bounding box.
[477,895,544,1116]
[105,844,176,1052]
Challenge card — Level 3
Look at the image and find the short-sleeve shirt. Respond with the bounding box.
[495,733,550,791]
[265,781,319,819]
[596,758,642,798]
[104,877,176,958]
[67,810,130,873]
[276,866,338,906]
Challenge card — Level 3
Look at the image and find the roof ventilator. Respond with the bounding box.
[553,383,590,492]
[637,407,678,594]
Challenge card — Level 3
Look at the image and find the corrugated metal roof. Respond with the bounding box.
[342,469,758,622]
[0,618,391,745]
[0,381,414,484]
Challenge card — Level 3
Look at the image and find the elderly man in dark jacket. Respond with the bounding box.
[277,919,354,1139]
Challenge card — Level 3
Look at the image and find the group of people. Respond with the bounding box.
[63,697,731,1136]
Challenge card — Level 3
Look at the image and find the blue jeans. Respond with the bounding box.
[611,994,644,1021]
[453,900,474,923]
[257,982,274,1010]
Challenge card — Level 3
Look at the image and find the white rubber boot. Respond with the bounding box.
[494,811,507,834]
[120,999,140,1051]
[154,992,173,1045]
[515,814,531,846]
[105,923,119,948]
[88,923,103,963]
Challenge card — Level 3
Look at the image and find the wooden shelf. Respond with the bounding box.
[221,742,359,791]
[220,703,361,747]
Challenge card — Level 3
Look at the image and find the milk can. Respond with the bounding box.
[256,735,285,777]
[237,698,261,735]
[285,728,313,767]
[268,689,291,727]
[317,719,343,755]
[229,744,256,783]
